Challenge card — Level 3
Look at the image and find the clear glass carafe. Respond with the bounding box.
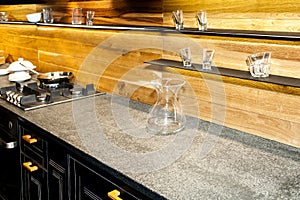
[147,78,186,135]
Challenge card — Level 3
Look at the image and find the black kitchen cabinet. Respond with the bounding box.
[0,106,21,200]
[48,144,67,200]
[19,120,68,200]
[21,154,48,200]
[19,121,49,200]
[69,156,149,200]
[12,112,161,200]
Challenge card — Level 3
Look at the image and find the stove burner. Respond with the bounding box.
[40,82,73,90]
[42,83,60,89]
[70,90,82,96]
[0,82,105,111]
[37,94,47,102]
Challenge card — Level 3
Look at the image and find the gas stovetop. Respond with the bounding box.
[0,82,105,111]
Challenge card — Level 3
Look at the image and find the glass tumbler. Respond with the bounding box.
[0,12,8,21]
[72,8,83,25]
[202,49,215,70]
[147,78,186,135]
[42,8,54,23]
[246,52,272,78]
[180,47,192,68]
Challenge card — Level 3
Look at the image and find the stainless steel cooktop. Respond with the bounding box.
[0,81,105,111]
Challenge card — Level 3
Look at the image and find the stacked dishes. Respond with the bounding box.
[6,58,36,82]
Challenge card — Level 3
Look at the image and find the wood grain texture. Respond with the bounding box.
[160,33,300,79]
[163,0,300,31]
[0,49,4,64]
[0,4,37,21]
[163,0,300,12]
[101,62,300,148]
[41,0,163,25]
[0,24,38,65]
[164,12,300,32]
[0,23,300,148]
[1,0,300,31]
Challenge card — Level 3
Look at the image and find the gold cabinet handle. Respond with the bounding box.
[22,135,37,144]
[108,190,122,200]
[23,162,38,172]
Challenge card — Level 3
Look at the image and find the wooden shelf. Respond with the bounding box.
[178,28,300,41]
[146,59,300,88]
[1,21,300,41]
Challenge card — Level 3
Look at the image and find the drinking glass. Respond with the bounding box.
[86,11,95,26]
[172,10,184,30]
[246,52,272,78]
[180,47,192,67]
[0,12,8,21]
[202,49,215,70]
[196,10,208,31]
[72,8,83,25]
[42,8,54,23]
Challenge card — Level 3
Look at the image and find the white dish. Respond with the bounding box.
[7,58,36,72]
[0,69,9,76]
[8,72,31,82]
[26,12,41,23]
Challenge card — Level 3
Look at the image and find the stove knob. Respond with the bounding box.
[8,91,15,103]
[5,91,12,101]
[16,95,23,106]
[11,93,17,103]
[8,121,13,129]
[13,94,20,105]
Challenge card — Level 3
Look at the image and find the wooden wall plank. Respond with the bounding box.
[1,0,300,31]
[97,62,300,148]
[0,13,300,149]
[0,24,38,65]
[161,33,300,78]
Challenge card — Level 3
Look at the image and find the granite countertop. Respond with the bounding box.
[0,72,300,199]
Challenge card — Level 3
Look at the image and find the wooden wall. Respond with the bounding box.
[163,0,300,31]
[1,0,300,31]
[0,0,163,26]
[0,1,300,148]
[0,23,300,149]
[0,24,38,65]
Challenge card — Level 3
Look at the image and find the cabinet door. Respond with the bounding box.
[69,157,143,200]
[48,140,67,200]
[21,154,48,200]
[48,159,66,200]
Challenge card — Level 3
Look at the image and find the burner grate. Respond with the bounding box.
[0,82,105,111]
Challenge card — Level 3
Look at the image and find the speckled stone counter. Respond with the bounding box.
[0,72,300,199]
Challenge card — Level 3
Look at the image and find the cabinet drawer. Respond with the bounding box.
[69,157,148,200]
[21,154,46,177]
[22,146,46,168]
[20,126,46,153]
[21,154,48,200]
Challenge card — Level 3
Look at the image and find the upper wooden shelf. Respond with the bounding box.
[1,21,300,41]
[179,28,300,41]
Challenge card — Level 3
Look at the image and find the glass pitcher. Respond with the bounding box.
[147,78,186,135]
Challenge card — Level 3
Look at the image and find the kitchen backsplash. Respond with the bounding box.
[0,0,300,31]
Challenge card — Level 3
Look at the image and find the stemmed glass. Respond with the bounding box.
[86,11,95,26]
[196,10,208,31]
